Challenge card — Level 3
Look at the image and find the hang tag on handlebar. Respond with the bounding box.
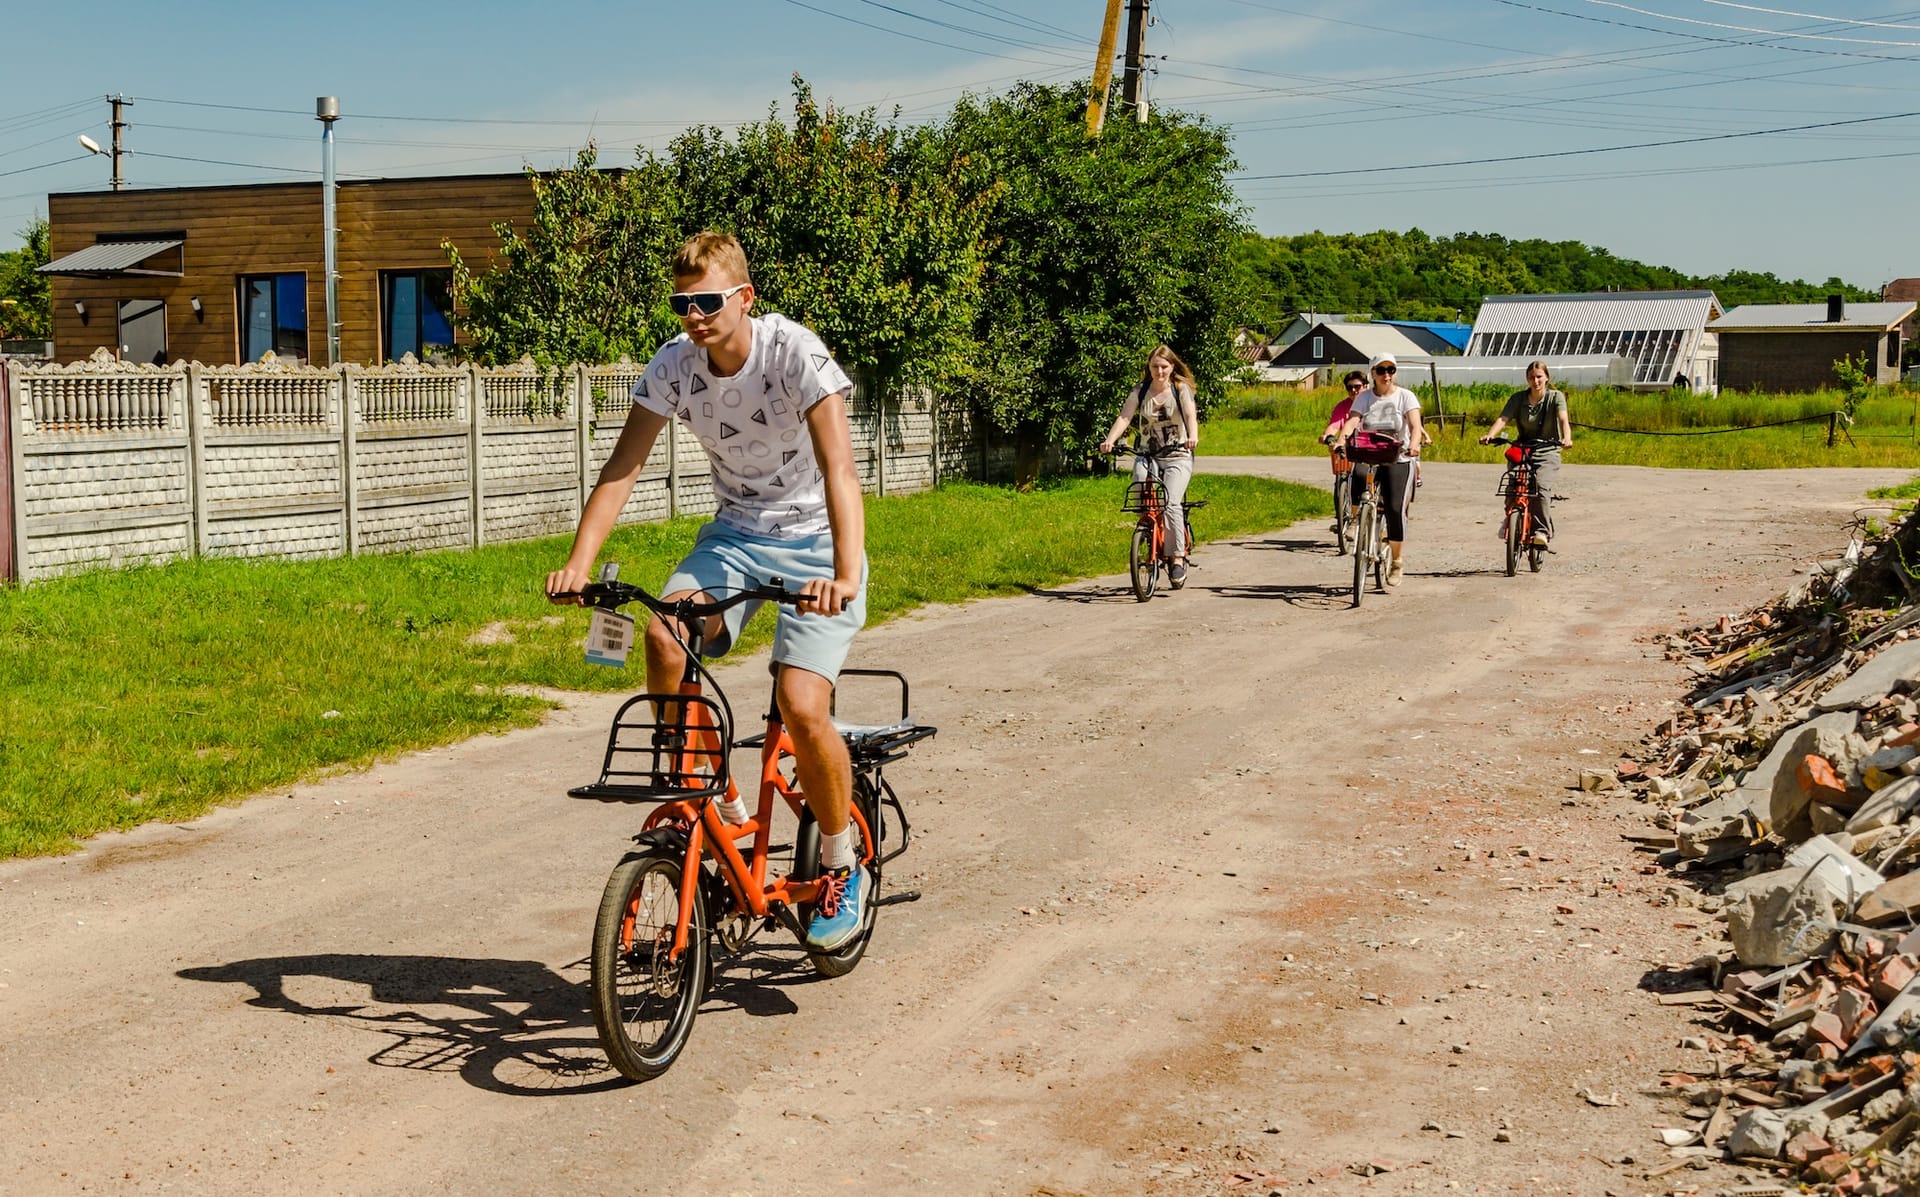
[584,608,636,668]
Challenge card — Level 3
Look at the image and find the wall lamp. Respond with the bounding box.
[73,300,87,322]
[190,296,203,319]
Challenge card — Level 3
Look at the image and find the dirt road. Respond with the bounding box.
[1,458,1905,1196]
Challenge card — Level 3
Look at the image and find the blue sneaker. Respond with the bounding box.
[806,865,868,952]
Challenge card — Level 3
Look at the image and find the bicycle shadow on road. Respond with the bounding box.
[1231,536,1339,554]
[180,952,626,1097]
[1206,582,1353,610]
[1023,583,1147,604]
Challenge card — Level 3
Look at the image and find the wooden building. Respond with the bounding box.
[1708,298,1915,392]
[40,174,534,366]
[1267,321,1430,369]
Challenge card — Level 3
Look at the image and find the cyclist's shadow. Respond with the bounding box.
[180,952,625,1097]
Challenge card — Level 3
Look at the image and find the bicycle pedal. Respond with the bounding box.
[871,889,922,907]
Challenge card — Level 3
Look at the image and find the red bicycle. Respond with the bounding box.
[1488,436,1561,576]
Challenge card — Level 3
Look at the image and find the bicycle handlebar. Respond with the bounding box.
[557,577,809,618]
[1484,435,1563,450]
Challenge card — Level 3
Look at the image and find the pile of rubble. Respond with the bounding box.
[1616,518,1920,1193]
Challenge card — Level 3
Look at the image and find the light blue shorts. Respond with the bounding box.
[663,520,867,682]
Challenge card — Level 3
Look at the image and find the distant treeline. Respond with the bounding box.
[1234,228,1879,333]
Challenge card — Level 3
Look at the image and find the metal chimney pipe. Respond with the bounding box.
[1827,294,1844,323]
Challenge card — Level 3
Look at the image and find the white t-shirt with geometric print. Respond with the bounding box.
[632,311,854,539]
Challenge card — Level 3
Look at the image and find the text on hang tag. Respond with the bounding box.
[584,608,636,668]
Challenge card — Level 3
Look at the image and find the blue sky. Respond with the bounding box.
[3,0,1915,288]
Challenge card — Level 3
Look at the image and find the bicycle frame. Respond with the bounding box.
[633,683,875,962]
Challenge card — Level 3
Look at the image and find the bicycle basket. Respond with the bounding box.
[1344,431,1402,464]
[569,692,734,803]
[1122,478,1168,513]
[1330,448,1354,476]
[1495,464,1532,497]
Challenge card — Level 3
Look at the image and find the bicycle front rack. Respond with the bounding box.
[1122,479,1167,514]
[568,693,734,803]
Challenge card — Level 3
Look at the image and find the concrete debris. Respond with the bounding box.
[1622,531,1920,1194]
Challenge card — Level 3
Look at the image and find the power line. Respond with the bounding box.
[1700,0,1920,29]
[1231,107,1920,180]
[0,154,92,181]
[1574,0,1920,45]
[1487,0,1920,61]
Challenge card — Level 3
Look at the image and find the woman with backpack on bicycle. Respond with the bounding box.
[1478,360,1573,547]
[1099,344,1200,587]
[1331,352,1424,587]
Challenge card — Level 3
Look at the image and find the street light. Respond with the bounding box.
[77,134,103,155]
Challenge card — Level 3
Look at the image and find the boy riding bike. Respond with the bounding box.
[545,231,870,953]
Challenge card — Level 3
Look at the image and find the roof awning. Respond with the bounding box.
[38,239,185,278]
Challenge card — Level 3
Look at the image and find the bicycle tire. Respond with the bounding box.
[1333,480,1351,556]
[1351,505,1370,608]
[1504,507,1522,577]
[1529,540,1545,573]
[791,776,882,977]
[590,849,709,1082]
[1129,524,1157,602]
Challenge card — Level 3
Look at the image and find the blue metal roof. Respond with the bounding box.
[1377,320,1472,352]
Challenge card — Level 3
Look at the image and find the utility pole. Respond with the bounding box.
[107,94,129,191]
[1121,0,1151,122]
[1085,0,1124,138]
[317,97,341,367]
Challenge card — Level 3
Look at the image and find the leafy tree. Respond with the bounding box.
[0,219,51,341]
[668,78,996,402]
[1236,228,1878,327]
[444,147,682,366]
[938,81,1249,465]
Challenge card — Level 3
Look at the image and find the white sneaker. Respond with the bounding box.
[1386,560,1404,587]
[1529,531,1549,547]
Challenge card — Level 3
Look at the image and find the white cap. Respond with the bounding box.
[1369,351,1398,371]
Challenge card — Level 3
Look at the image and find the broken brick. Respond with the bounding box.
[1797,754,1851,806]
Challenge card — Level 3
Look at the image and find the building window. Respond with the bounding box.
[118,298,167,365]
[381,269,455,362]
[239,273,308,363]
[1889,332,1901,369]
[1310,335,1324,359]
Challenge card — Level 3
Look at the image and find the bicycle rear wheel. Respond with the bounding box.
[590,849,709,1082]
[1351,505,1371,607]
[1129,524,1157,602]
[1333,479,1352,556]
[1504,507,1522,577]
[792,776,882,977]
[1529,540,1545,573]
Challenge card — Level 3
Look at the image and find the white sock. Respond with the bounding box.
[716,796,748,825]
[820,827,855,871]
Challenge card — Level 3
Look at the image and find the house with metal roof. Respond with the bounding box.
[1268,321,1430,370]
[1376,319,1471,354]
[1466,290,1723,392]
[1708,297,1915,392]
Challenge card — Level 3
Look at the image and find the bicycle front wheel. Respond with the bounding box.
[591,850,709,1082]
[1351,505,1371,607]
[1333,481,1352,556]
[1504,507,1522,577]
[1129,524,1157,602]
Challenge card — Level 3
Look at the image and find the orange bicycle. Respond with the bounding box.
[1488,436,1561,576]
[562,567,935,1081]
[1112,446,1206,602]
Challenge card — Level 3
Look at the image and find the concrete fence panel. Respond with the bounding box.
[3,351,1002,584]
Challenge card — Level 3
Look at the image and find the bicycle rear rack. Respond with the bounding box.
[568,693,734,803]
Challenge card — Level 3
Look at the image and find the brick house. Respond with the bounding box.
[1708,298,1915,392]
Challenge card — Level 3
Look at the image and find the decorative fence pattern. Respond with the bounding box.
[3,349,997,584]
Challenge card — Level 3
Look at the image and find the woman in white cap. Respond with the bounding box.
[1331,351,1424,586]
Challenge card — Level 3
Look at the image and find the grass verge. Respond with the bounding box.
[0,474,1324,858]
[1205,384,1920,471]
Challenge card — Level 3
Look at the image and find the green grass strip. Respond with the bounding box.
[0,474,1324,858]
[1203,385,1920,471]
